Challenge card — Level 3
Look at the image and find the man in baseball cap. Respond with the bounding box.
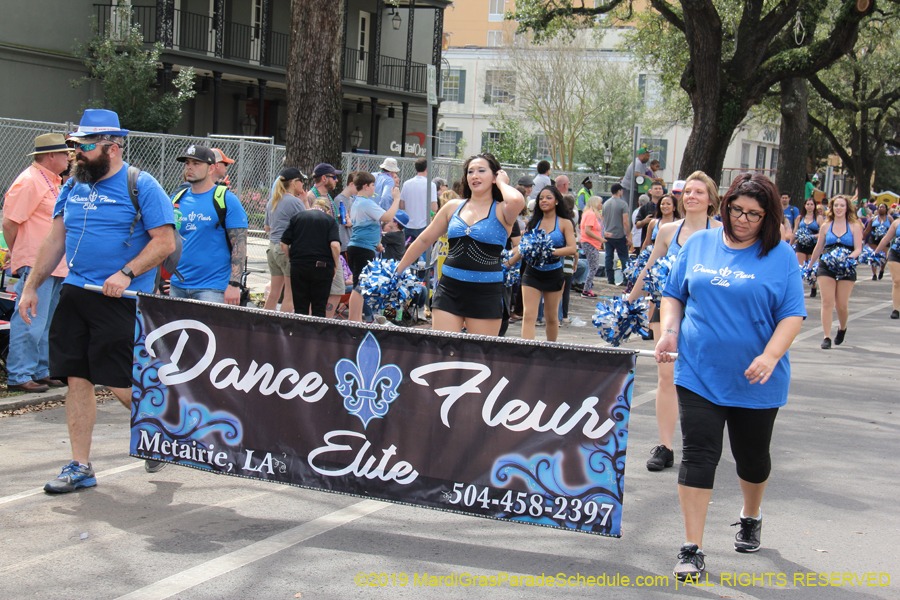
[175,144,216,165]
[211,148,234,186]
[308,163,342,210]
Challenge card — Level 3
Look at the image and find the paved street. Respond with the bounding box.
[1,274,898,599]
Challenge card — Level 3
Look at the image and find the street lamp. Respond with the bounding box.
[391,9,402,30]
[604,147,612,176]
[350,127,363,149]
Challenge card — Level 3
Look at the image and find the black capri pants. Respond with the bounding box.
[676,386,779,490]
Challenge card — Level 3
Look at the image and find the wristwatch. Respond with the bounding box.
[228,280,241,287]
[120,267,135,280]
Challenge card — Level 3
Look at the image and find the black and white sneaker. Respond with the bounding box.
[673,543,705,581]
[145,459,168,473]
[733,516,762,552]
[891,310,899,320]
[646,445,674,471]
[821,337,832,349]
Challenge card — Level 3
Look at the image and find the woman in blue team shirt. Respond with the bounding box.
[347,172,402,322]
[395,153,525,335]
[874,217,900,319]
[791,197,823,297]
[628,172,722,473]
[808,195,863,349]
[655,173,806,581]
[862,202,892,280]
[506,185,577,342]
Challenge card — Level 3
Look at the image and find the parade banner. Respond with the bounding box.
[130,295,636,537]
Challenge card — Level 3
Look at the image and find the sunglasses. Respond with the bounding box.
[72,141,117,152]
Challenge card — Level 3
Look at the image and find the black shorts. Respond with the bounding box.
[816,262,857,282]
[49,284,137,388]
[346,246,376,288]
[522,265,565,292]
[889,249,900,264]
[794,243,816,256]
[432,276,503,320]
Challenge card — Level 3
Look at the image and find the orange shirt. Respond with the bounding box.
[580,209,604,250]
[3,163,68,277]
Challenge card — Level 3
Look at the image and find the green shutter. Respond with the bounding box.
[457,69,466,103]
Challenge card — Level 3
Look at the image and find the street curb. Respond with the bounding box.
[0,385,107,413]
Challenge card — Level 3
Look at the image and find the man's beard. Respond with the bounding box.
[72,148,111,184]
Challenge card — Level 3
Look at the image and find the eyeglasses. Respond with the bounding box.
[72,141,116,152]
[728,205,765,223]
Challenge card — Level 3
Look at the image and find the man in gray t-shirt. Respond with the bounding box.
[334,179,357,252]
[601,184,631,285]
[621,146,651,210]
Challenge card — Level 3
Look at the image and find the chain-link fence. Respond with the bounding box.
[1,116,622,289]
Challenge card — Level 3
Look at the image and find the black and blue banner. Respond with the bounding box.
[130,295,636,537]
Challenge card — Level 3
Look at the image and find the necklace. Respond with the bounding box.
[312,185,340,224]
[35,164,59,196]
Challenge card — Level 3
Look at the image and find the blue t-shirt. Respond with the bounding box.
[54,164,175,293]
[663,229,806,409]
[783,205,799,225]
[348,196,385,251]
[372,172,396,210]
[174,186,249,290]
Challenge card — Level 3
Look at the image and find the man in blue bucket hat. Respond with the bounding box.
[18,109,177,493]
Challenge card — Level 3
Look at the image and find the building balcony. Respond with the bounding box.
[342,47,428,95]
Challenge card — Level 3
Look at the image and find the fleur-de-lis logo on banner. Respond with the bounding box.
[334,333,402,429]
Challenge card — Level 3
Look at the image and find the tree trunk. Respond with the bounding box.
[776,78,809,206]
[285,0,345,176]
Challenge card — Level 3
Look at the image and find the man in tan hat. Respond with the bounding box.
[1,133,71,392]
[373,156,401,210]
[210,148,234,187]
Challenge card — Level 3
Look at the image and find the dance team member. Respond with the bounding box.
[862,202,892,280]
[808,195,863,349]
[506,185,577,342]
[628,172,722,472]
[791,197,822,297]
[873,217,900,319]
[395,153,524,335]
[656,173,805,581]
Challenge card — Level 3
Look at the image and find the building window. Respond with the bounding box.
[770,148,779,171]
[484,70,515,105]
[438,130,463,158]
[756,145,767,170]
[641,137,668,170]
[740,142,751,170]
[482,131,502,152]
[486,30,504,47]
[533,134,552,161]
[489,0,505,21]
[442,68,465,103]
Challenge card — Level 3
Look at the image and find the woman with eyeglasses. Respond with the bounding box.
[394,153,525,335]
[808,196,863,349]
[655,173,805,582]
[628,172,722,474]
[791,197,823,298]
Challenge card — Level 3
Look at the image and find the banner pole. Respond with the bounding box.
[634,349,677,360]
[84,284,138,298]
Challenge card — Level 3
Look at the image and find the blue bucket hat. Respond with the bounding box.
[68,109,130,138]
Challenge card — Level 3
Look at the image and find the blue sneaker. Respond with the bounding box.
[44,461,96,494]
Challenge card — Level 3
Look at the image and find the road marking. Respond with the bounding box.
[0,461,143,507]
[792,301,892,343]
[113,499,386,600]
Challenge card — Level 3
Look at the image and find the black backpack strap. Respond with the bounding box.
[125,166,141,247]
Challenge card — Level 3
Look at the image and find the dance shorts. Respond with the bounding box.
[816,262,857,282]
[432,276,503,320]
[794,243,816,256]
[889,249,900,264]
[522,265,565,292]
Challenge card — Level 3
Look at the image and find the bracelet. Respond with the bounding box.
[228,280,241,288]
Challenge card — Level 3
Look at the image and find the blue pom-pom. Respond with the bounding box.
[519,229,556,267]
[858,246,886,266]
[501,249,520,287]
[358,259,419,312]
[793,227,817,248]
[821,247,857,279]
[643,255,675,307]
[592,295,650,347]
[623,246,652,286]
[800,261,817,283]
[873,222,890,241]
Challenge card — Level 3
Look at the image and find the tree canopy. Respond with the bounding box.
[512,0,876,181]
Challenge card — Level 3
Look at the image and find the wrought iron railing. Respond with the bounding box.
[342,48,427,93]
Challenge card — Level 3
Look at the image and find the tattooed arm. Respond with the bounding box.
[224,227,248,305]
